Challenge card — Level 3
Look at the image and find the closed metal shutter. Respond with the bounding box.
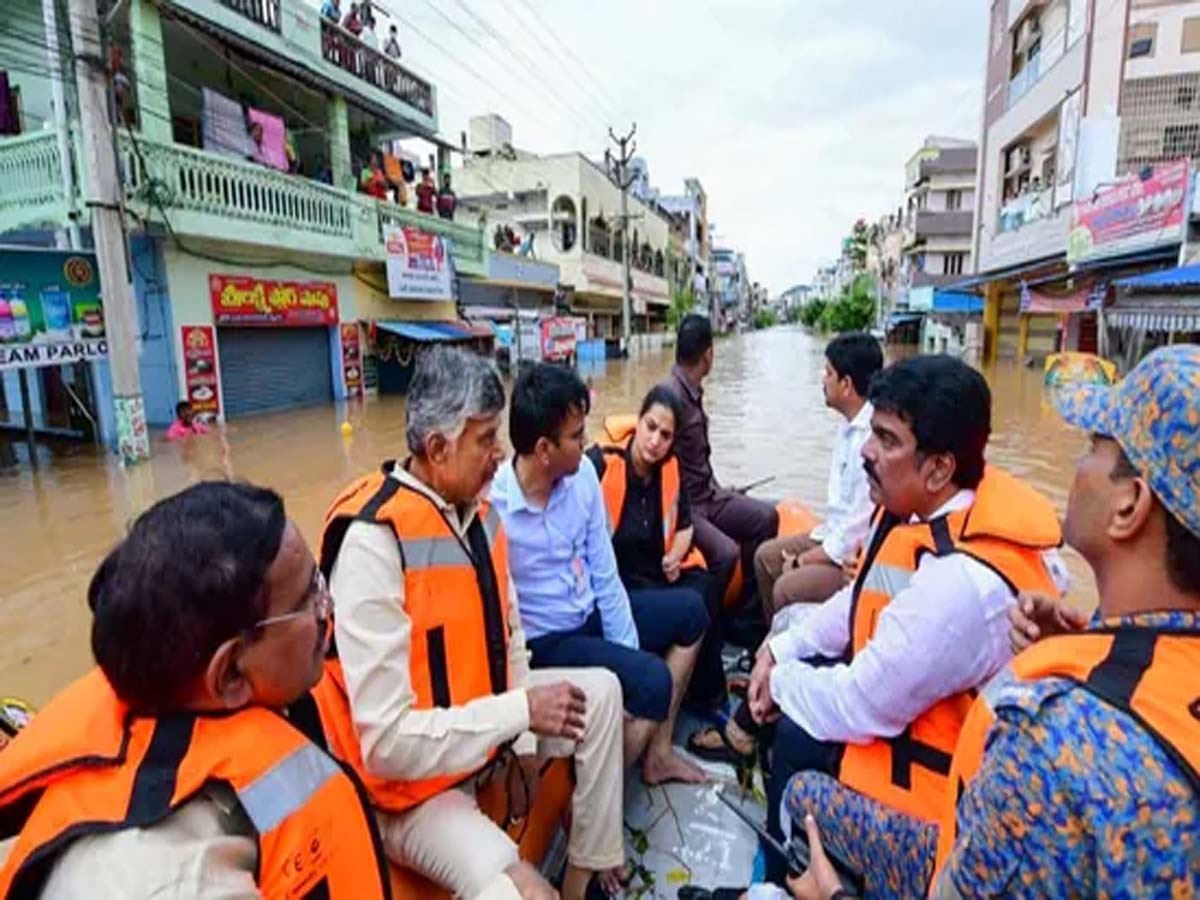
[218,328,333,418]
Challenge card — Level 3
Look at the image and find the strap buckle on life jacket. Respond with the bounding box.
[889,725,953,790]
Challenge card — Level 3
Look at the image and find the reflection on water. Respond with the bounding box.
[0,327,1096,705]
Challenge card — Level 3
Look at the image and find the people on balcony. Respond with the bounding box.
[436,173,457,220]
[360,152,388,201]
[416,168,437,214]
[385,24,402,59]
[361,14,379,51]
[320,0,341,22]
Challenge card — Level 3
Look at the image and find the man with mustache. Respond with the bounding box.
[316,346,626,900]
[744,355,1068,886]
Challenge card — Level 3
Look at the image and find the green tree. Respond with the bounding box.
[667,286,696,330]
[752,308,778,330]
[798,298,828,328]
[820,275,876,333]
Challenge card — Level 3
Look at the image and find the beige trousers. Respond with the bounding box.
[377,666,625,898]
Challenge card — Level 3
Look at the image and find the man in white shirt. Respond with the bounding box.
[745,355,1066,887]
[753,333,882,619]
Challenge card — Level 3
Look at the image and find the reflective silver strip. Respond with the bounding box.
[403,536,471,570]
[980,664,1017,709]
[482,505,502,544]
[237,743,340,835]
[859,563,912,597]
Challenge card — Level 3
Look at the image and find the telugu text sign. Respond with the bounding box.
[1067,159,1190,266]
[385,226,455,300]
[209,274,339,327]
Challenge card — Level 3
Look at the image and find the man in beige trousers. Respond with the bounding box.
[324,346,626,900]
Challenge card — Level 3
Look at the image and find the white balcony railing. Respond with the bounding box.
[1007,26,1067,108]
[0,131,70,233]
[998,186,1054,233]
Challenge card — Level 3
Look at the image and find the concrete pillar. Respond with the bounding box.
[130,0,171,142]
[982,281,1002,365]
[436,145,451,177]
[328,95,353,192]
[1017,313,1031,361]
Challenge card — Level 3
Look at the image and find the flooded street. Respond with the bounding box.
[0,327,1096,706]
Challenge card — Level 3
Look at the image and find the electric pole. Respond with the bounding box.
[68,0,149,464]
[608,123,636,349]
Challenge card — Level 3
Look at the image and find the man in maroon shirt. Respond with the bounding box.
[415,168,437,214]
[662,314,778,701]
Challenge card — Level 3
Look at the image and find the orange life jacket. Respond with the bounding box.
[0,669,389,900]
[836,466,1062,822]
[587,428,706,572]
[313,463,512,814]
[930,624,1200,887]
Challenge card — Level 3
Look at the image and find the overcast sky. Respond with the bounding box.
[373,0,986,294]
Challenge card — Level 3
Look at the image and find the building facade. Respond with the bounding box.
[0,0,491,440]
[972,0,1200,362]
[452,116,673,336]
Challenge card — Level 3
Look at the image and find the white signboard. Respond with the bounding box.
[0,339,107,372]
[385,226,455,301]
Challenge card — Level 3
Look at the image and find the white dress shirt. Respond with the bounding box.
[766,490,1063,745]
[808,401,875,565]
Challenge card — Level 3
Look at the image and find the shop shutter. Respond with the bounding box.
[218,327,333,418]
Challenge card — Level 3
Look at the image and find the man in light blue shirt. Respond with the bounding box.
[491,364,711,785]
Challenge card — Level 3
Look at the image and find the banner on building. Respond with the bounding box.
[181,325,220,418]
[385,226,455,300]
[0,248,107,372]
[1055,89,1082,209]
[210,274,339,326]
[1067,159,1190,266]
[340,323,363,396]
[1019,281,1096,314]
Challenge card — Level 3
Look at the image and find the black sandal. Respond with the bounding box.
[685,723,755,766]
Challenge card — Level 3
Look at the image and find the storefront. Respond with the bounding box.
[204,273,342,418]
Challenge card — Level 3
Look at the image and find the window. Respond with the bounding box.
[945,253,966,276]
[1183,17,1200,53]
[1128,23,1157,58]
[1164,123,1200,160]
[945,190,963,211]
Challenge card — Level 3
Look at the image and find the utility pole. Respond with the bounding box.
[68,0,149,464]
[608,123,637,350]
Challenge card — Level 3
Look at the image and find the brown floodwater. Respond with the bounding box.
[0,327,1097,707]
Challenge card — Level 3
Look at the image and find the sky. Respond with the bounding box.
[370,0,987,295]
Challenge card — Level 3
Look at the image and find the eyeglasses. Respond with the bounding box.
[247,569,332,634]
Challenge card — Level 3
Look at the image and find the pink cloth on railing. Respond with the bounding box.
[246,107,289,172]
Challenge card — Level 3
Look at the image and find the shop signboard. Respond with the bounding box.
[209,274,339,326]
[340,323,363,395]
[1067,159,1190,266]
[181,325,220,418]
[540,316,585,362]
[0,249,106,372]
[385,226,455,300]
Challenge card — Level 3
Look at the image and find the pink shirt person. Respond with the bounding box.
[166,402,210,441]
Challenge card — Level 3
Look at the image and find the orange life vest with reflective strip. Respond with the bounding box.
[587,433,706,572]
[0,669,389,900]
[930,624,1200,888]
[836,466,1062,822]
[312,463,512,814]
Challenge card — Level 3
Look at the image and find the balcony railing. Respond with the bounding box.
[0,131,485,271]
[0,131,71,234]
[1008,25,1067,108]
[319,19,434,117]
[119,132,355,240]
[216,0,280,32]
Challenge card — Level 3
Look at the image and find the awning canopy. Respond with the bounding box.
[1106,310,1200,331]
[375,320,490,342]
[1113,264,1200,292]
[931,291,984,314]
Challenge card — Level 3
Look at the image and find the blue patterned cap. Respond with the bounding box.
[1054,345,1200,539]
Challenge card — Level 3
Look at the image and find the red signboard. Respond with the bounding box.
[181,325,220,418]
[340,322,363,396]
[1067,159,1191,265]
[209,274,339,326]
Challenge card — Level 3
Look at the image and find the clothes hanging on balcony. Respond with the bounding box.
[202,88,253,160]
[246,107,289,173]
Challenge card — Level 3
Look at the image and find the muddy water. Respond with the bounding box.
[0,327,1096,706]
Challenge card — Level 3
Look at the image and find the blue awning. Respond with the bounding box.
[887,312,925,328]
[1113,264,1200,291]
[376,321,466,343]
[932,290,984,314]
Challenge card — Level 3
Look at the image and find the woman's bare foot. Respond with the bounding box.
[642,746,708,785]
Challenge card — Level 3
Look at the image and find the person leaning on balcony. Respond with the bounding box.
[361,152,388,201]
[437,172,458,220]
[316,346,627,900]
[320,0,340,22]
[385,24,402,59]
[416,168,437,214]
